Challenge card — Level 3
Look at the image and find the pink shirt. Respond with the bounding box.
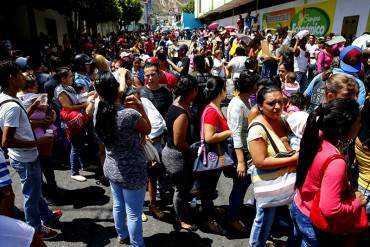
[294,139,361,222]
[316,50,333,73]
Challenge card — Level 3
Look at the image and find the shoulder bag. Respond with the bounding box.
[191,106,234,173]
[247,122,296,208]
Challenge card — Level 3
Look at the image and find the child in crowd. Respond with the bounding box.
[285,92,309,150]
[282,72,300,98]
[17,73,56,139]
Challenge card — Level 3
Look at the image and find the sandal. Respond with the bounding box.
[173,220,198,232]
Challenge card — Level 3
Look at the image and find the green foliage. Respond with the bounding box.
[77,0,123,23]
[181,0,194,13]
[119,0,143,26]
[28,0,123,23]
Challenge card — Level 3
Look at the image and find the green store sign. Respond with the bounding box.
[290,7,330,36]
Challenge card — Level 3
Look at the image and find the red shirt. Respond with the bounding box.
[295,139,361,222]
[203,105,229,132]
[144,41,154,53]
[157,71,177,89]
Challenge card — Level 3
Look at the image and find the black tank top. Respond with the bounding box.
[165,104,191,149]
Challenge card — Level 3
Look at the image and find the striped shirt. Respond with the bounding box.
[0,149,11,188]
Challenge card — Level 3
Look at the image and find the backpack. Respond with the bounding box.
[307,72,330,114]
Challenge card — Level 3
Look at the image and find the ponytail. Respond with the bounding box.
[295,99,360,188]
[295,107,322,188]
[95,100,117,146]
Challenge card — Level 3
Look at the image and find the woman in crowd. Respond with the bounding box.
[227,71,260,234]
[94,71,151,246]
[199,76,233,234]
[131,56,144,87]
[247,85,298,247]
[356,72,370,217]
[275,61,293,89]
[55,67,92,182]
[211,49,226,80]
[316,42,333,73]
[162,75,198,231]
[291,99,366,246]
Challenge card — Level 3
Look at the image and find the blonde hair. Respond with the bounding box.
[94,54,110,72]
[326,73,358,95]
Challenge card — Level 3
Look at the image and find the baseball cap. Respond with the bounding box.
[120,51,131,58]
[326,35,346,46]
[15,57,28,69]
[146,57,160,65]
[339,45,362,73]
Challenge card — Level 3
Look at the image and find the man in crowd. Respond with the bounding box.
[0,60,62,239]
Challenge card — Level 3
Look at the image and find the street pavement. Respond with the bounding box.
[10,163,256,247]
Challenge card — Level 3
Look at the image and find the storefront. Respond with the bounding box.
[260,0,369,38]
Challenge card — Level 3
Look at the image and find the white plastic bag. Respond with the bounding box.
[143,141,160,163]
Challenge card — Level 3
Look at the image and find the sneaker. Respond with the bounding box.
[44,210,63,227]
[37,225,58,240]
[71,175,87,182]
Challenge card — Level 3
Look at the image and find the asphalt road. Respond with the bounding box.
[10,162,256,247]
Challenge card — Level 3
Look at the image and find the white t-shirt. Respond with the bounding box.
[228,56,247,79]
[0,215,34,247]
[306,43,319,65]
[0,93,38,162]
[294,48,308,72]
[141,97,166,140]
[352,34,370,50]
[211,58,225,78]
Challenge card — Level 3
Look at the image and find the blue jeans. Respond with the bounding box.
[249,206,276,247]
[261,60,278,79]
[296,71,309,93]
[357,184,370,216]
[10,157,53,230]
[229,174,251,220]
[110,181,146,247]
[70,130,84,176]
[289,201,320,247]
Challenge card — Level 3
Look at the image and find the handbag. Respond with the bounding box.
[192,106,234,173]
[61,109,90,141]
[247,122,296,208]
[310,154,369,234]
[143,140,160,163]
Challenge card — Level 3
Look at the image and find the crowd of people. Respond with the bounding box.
[0,20,370,247]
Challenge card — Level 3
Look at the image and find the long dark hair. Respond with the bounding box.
[173,75,198,99]
[204,76,225,103]
[295,98,360,188]
[235,70,260,94]
[94,71,120,146]
[54,67,71,84]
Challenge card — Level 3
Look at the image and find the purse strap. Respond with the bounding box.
[199,105,225,164]
[0,99,36,141]
[248,122,280,154]
[317,153,345,190]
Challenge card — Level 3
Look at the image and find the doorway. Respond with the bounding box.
[341,15,359,40]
